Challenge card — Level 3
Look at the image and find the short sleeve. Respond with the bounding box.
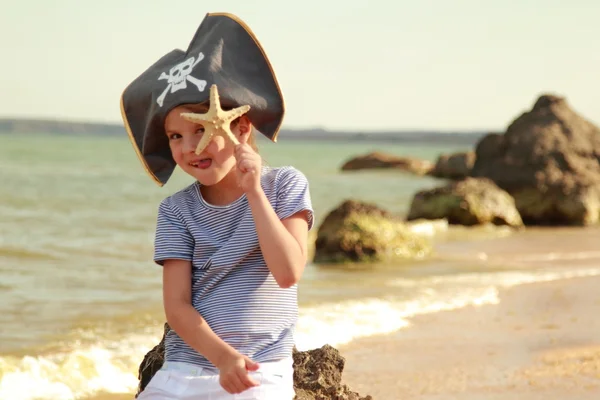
[275,167,315,230]
[154,199,194,265]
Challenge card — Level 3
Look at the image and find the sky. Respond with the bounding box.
[1,0,599,131]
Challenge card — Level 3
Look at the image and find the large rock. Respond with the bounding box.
[429,151,476,180]
[406,177,524,227]
[135,324,372,400]
[341,151,433,175]
[471,94,600,225]
[314,200,432,263]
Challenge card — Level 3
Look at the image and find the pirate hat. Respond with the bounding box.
[120,12,285,186]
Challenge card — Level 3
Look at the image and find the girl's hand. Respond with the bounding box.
[234,142,262,194]
[217,352,261,394]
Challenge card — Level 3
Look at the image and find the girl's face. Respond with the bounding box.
[164,104,251,186]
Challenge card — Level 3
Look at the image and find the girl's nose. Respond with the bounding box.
[183,136,200,153]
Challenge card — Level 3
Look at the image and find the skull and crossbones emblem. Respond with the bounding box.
[156,52,207,107]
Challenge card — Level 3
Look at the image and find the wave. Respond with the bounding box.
[0,333,155,400]
[294,285,498,350]
[388,266,600,288]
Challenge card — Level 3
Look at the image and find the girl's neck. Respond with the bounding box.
[199,169,246,206]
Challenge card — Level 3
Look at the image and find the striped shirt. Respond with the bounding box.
[153,166,314,369]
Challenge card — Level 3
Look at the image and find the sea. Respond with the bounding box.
[1,133,600,400]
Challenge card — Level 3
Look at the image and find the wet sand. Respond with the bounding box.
[339,275,600,400]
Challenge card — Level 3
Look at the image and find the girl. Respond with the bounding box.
[120,12,313,400]
[136,99,313,400]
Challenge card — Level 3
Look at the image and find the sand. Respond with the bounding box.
[339,275,600,400]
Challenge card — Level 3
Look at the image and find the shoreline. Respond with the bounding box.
[338,275,600,400]
[86,274,600,400]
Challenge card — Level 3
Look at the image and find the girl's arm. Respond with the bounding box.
[162,259,261,394]
[162,259,239,365]
[246,190,310,288]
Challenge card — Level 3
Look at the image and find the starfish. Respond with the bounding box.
[180,84,251,154]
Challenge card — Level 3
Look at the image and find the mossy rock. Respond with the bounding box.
[314,200,432,264]
[406,177,523,227]
[511,186,600,226]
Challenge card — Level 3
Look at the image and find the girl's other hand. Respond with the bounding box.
[218,352,261,394]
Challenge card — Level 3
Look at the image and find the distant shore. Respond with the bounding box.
[0,117,488,145]
[339,275,600,400]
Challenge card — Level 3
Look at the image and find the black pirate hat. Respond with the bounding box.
[120,12,285,186]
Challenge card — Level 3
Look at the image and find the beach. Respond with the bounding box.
[88,274,600,400]
[88,227,600,400]
[340,275,600,400]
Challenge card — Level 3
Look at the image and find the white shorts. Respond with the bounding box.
[136,357,295,400]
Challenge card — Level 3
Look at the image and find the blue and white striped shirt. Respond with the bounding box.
[153,166,314,369]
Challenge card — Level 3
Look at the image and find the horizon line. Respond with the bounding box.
[0,115,497,135]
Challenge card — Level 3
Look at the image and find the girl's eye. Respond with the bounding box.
[169,133,182,140]
[196,126,205,134]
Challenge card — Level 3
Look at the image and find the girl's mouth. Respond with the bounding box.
[189,158,212,169]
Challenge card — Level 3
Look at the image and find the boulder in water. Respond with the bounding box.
[314,200,432,263]
[341,151,433,175]
[470,94,600,225]
[406,177,523,227]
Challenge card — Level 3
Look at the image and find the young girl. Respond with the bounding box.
[120,12,313,400]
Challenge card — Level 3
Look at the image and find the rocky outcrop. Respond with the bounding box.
[293,345,372,400]
[406,177,523,227]
[314,200,432,263]
[136,324,168,395]
[135,324,372,400]
[429,151,476,180]
[341,152,433,175]
[470,94,600,225]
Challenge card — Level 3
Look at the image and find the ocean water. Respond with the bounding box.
[1,133,599,400]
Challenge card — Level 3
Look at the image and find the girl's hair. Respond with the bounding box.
[179,102,259,153]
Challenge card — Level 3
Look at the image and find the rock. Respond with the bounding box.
[293,345,372,400]
[136,323,168,396]
[429,151,476,180]
[470,94,600,225]
[341,151,433,175]
[406,177,524,227]
[314,200,432,263]
[135,324,372,400]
